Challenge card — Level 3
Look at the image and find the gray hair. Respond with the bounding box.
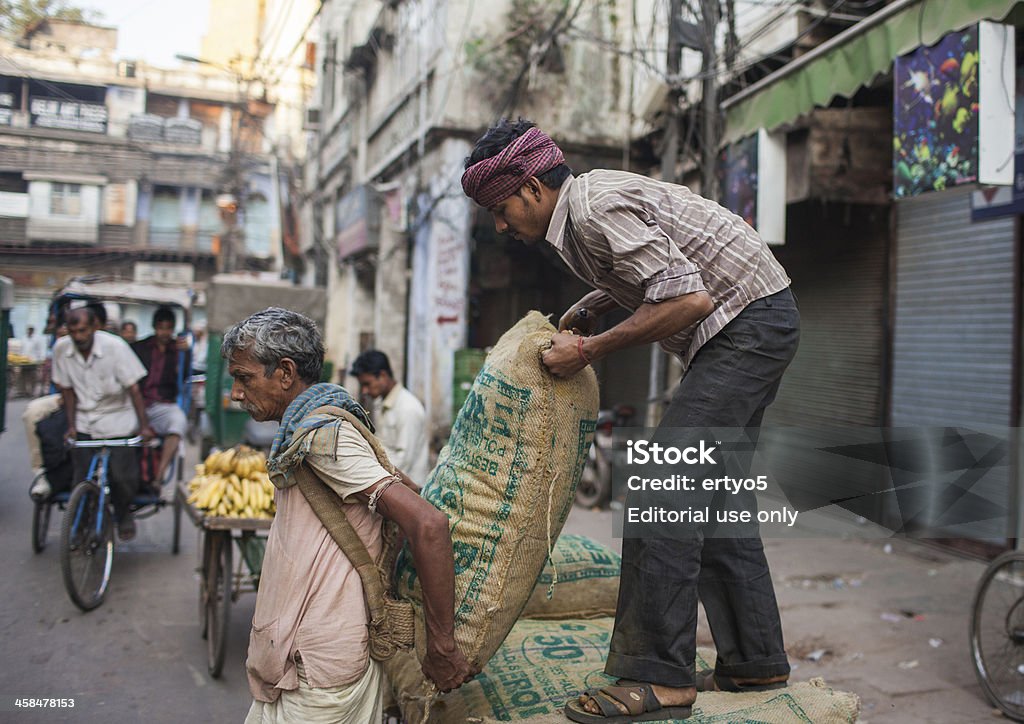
[222,307,324,384]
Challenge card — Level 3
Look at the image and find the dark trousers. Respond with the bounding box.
[606,288,800,687]
[72,433,140,521]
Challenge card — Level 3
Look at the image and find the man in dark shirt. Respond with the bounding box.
[132,306,190,486]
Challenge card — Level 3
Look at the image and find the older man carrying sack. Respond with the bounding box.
[224,307,474,724]
[462,119,799,723]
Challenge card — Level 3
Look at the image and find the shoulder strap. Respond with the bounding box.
[292,405,403,625]
[310,404,397,475]
[291,463,390,606]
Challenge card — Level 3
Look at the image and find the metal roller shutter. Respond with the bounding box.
[765,205,889,427]
[892,187,1014,428]
[891,188,1015,544]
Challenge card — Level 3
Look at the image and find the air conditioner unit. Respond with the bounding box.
[304,107,321,131]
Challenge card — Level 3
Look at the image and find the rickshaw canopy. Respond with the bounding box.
[56,278,197,316]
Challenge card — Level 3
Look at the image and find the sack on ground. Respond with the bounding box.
[385,312,599,722]
[443,617,861,723]
[520,534,620,620]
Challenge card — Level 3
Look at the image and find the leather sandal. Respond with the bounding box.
[564,680,692,722]
[694,669,788,693]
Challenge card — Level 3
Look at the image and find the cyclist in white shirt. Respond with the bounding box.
[50,306,154,540]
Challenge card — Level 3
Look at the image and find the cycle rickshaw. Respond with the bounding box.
[28,278,198,611]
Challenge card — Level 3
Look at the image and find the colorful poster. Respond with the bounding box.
[718,132,758,227]
[894,26,980,198]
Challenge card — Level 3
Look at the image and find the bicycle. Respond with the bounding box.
[59,435,182,611]
[970,550,1024,721]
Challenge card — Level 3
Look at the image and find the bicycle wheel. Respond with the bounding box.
[32,498,52,553]
[971,550,1024,721]
[206,531,232,677]
[60,482,114,612]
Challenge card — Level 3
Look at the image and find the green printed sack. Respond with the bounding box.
[385,312,599,722]
[520,534,620,620]
[445,618,861,723]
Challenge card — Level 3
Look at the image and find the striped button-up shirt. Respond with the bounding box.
[545,170,791,369]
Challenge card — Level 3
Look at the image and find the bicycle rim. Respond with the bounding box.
[971,551,1024,721]
[60,483,114,611]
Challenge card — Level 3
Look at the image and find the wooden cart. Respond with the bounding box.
[177,483,272,677]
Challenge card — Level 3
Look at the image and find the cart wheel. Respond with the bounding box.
[32,497,52,553]
[198,532,210,640]
[60,482,114,611]
[172,491,182,555]
[206,531,232,677]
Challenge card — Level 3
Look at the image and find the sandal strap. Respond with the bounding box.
[598,682,661,716]
[588,690,630,718]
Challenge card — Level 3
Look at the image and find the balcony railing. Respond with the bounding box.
[147,226,219,252]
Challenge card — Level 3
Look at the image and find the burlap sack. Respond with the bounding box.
[386,312,600,722]
[520,534,620,620]
[444,618,861,723]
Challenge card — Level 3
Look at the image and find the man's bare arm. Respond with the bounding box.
[557,290,619,332]
[542,291,714,377]
[395,469,421,495]
[355,480,476,692]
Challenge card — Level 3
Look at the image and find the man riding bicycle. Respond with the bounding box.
[51,305,155,541]
[131,306,190,485]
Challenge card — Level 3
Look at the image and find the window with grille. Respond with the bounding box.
[50,183,82,216]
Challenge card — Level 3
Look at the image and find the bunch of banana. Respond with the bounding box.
[199,445,268,478]
[186,445,276,519]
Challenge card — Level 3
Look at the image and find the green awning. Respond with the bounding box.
[722,0,1023,144]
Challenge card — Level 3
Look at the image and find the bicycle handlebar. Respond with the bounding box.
[69,436,161,448]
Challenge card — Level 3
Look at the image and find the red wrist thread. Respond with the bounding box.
[577,335,591,365]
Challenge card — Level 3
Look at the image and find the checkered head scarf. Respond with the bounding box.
[461,127,565,209]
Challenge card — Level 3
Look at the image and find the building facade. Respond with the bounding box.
[0,18,295,336]
[308,0,668,440]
